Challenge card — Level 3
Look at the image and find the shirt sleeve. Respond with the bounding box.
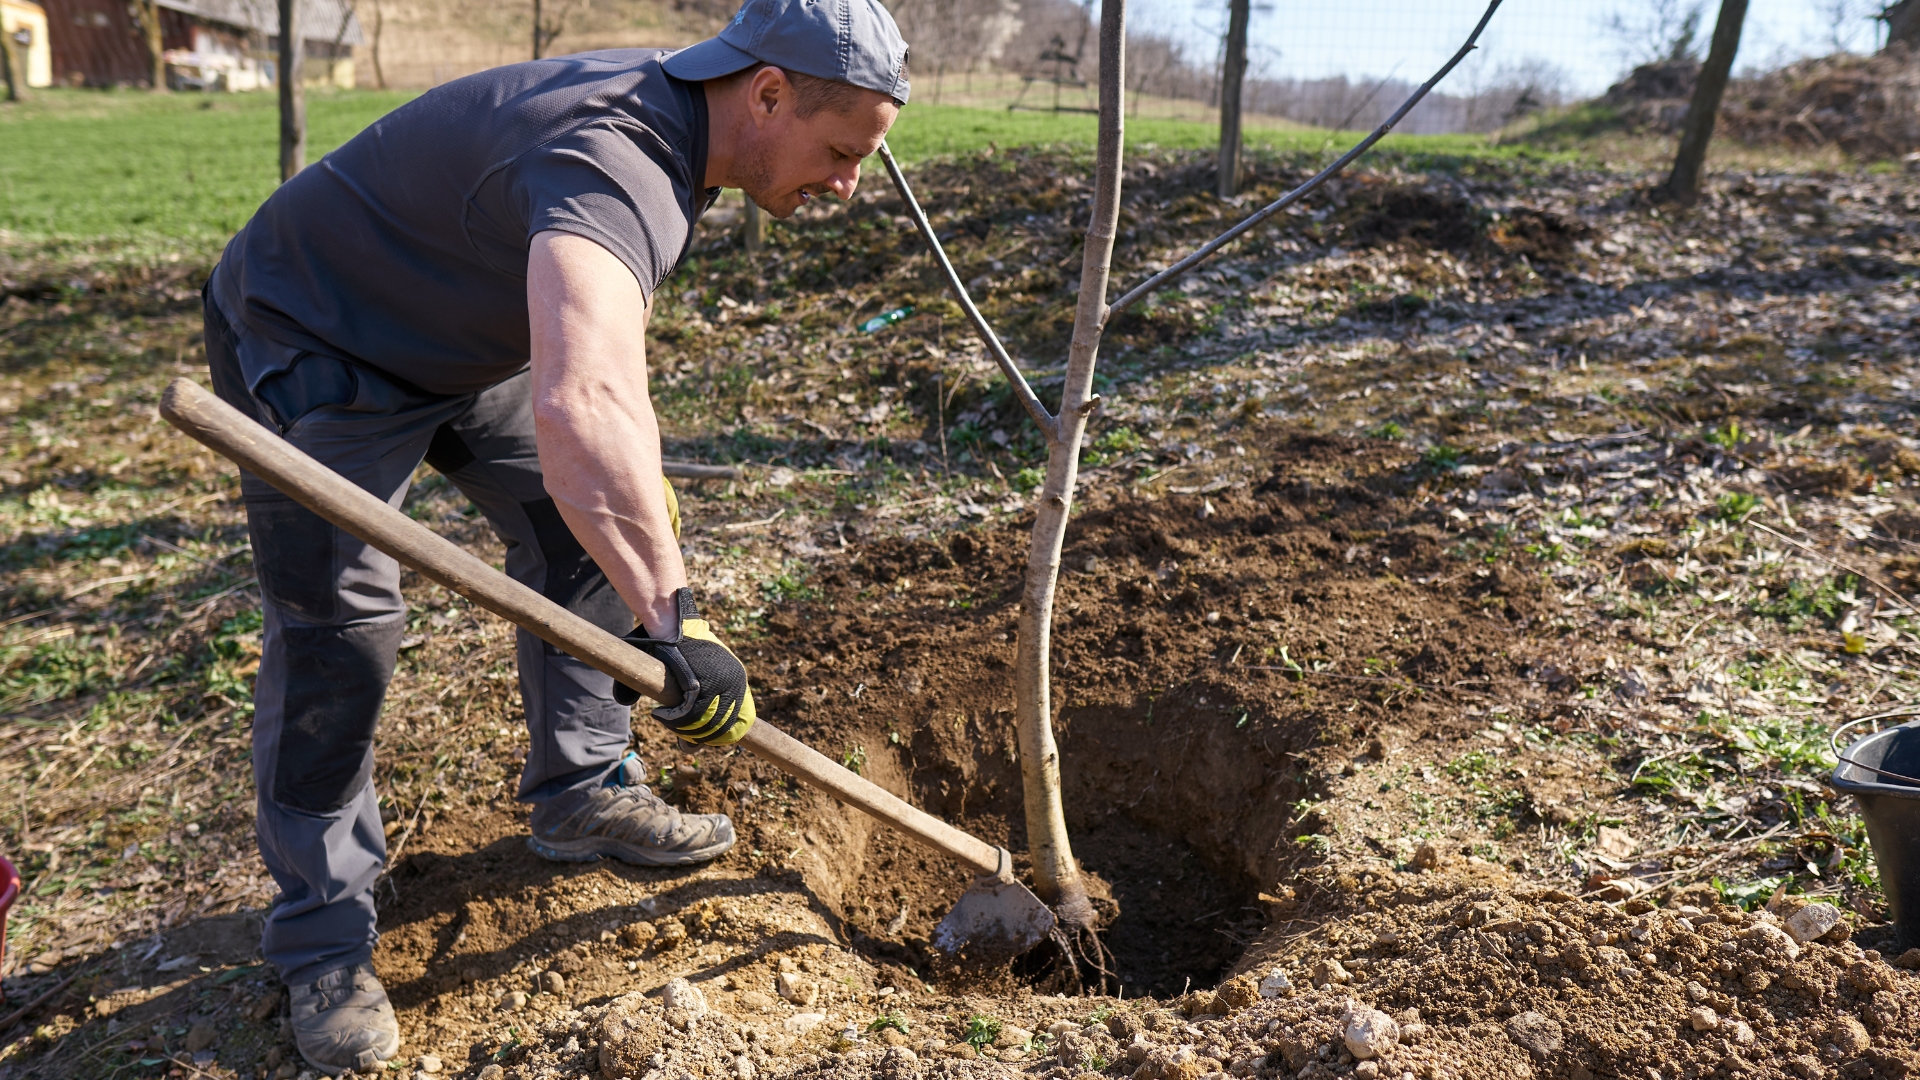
[511,122,690,299]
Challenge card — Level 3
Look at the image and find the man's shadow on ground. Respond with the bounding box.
[373,835,845,1012]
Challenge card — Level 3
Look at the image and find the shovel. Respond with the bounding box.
[158,378,1054,964]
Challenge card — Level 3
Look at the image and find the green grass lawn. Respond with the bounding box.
[0,89,417,252]
[0,86,1511,256]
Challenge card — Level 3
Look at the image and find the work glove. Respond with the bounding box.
[662,476,680,541]
[613,587,756,746]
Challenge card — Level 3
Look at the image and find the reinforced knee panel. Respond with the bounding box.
[271,620,403,814]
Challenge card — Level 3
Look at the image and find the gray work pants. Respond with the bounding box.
[204,284,636,986]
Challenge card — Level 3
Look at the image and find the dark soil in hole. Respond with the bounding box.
[1070,816,1259,997]
[742,432,1559,992]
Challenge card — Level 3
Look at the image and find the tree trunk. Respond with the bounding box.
[370,0,385,89]
[132,0,167,91]
[532,0,543,59]
[1216,0,1249,198]
[742,196,764,253]
[1,34,19,102]
[1659,0,1747,207]
[279,0,306,182]
[1012,0,1125,939]
[1885,0,1920,51]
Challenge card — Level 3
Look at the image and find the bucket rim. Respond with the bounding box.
[1830,709,1920,796]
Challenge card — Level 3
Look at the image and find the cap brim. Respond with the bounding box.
[662,37,761,81]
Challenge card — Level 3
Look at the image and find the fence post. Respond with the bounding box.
[1,29,20,103]
[743,197,764,253]
[279,0,306,181]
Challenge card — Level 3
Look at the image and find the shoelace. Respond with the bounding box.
[310,973,359,1010]
[557,783,675,834]
[316,988,350,1009]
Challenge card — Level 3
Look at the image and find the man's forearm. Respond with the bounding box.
[536,395,687,636]
[527,230,687,637]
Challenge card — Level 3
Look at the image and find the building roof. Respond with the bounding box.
[156,0,364,45]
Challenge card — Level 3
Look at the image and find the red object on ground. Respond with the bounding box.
[0,854,19,1001]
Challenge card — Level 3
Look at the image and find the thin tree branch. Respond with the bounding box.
[1103,0,1505,322]
[1747,519,1920,612]
[877,142,1059,442]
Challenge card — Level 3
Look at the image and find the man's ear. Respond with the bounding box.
[747,65,788,128]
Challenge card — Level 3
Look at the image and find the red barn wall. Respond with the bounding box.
[35,1,201,85]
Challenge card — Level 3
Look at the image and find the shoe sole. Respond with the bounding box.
[527,833,734,866]
[297,1033,400,1077]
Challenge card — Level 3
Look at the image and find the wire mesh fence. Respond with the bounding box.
[898,0,1898,135]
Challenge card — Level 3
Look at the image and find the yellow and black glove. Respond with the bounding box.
[662,476,680,541]
[613,587,755,746]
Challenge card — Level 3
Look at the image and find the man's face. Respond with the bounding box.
[735,69,898,218]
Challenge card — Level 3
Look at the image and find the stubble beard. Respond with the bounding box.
[734,141,790,218]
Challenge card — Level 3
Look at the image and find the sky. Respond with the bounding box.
[1126,0,1884,99]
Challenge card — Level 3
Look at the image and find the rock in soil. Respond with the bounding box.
[1341,1004,1399,1059]
[1786,901,1845,944]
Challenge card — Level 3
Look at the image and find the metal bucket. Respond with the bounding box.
[1830,712,1920,951]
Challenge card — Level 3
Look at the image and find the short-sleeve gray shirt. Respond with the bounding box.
[211,48,718,396]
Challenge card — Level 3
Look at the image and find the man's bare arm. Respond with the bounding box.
[527,230,686,637]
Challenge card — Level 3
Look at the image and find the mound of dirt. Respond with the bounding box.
[509,867,1920,1080]
[1599,60,1701,134]
[740,433,1554,996]
[1191,870,1920,1080]
[1596,48,1920,160]
[1723,46,1920,160]
[1334,182,1486,253]
[1311,178,1585,272]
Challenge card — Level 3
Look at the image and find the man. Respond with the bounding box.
[203,0,908,1072]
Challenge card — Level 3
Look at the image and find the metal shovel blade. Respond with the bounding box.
[931,862,1056,963]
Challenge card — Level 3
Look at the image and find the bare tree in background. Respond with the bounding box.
[1216,0,1248,197]
[1462,57,1568,133]
[280,0,306,180]
[325,0,357,86]
[131,0,168,90]
[1660,0,1748,206]
[368,0,386,88]
[1817,0,1875,51]
[1884,0,1920,50]
[532,0,582,59]
[891,0,1023,86]
[1126,31,1183,116]
[1603,0,1707,66]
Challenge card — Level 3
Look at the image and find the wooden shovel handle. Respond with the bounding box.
[159,378,1003,877]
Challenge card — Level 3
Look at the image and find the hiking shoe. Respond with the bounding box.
[288,962,400,1076]
[528,753,735,866]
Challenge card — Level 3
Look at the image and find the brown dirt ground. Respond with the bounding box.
[27,421,1920,1080]
[64,429,1574,1080]
[9,145,1920,1080]
[729,431,1556,998]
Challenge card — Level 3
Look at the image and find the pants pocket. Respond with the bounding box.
[257,353,359,431]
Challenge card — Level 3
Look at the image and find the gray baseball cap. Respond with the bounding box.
[663,0,911,105]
